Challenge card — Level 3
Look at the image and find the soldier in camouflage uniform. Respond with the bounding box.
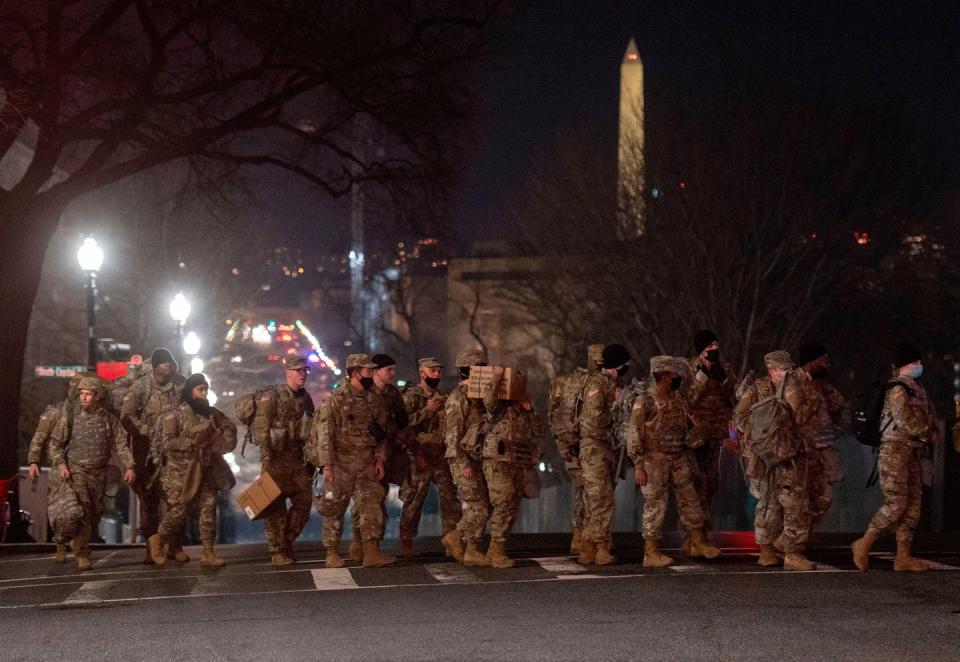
[398,358,461,557]
[253,355,315,566]
[442,348,491,566]
[120,347,183,563]
[482,367,542,568]
[348,353,409,562]
[629,356,721,567]
[852,342,938,572]
[150,374,237,568]
[796,341,846,529]
[576,343,630,566]
[734,351,817,571]
[27,374,83,562]
[687,330,737,547]
[50,377,135,571]
[313,354,395,569]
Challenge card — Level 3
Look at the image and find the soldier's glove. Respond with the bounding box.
[368,421,387,442]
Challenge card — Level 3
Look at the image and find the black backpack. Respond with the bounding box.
[852,380,913,447]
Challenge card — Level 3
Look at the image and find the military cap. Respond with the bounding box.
[650,355,681,375]
[77,375,103,395]
[587,344,604,367]
[764,350,794,370]
[346,353,378,370]
[455,347,488,367]
[418,357,444,369]
[284,355,309,371]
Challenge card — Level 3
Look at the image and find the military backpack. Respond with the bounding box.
[744,374,803,469]
[234,386,278,456]
[547,369,592,443]
[852,380,913,448]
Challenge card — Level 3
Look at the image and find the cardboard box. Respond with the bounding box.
[236,471,282,520]
[466,366,528,401]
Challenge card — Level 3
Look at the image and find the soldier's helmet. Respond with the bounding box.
[77,375,103,398]
[455,348,488,367]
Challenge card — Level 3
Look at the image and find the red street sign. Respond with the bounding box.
[96,362,128,382]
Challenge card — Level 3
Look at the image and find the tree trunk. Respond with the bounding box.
[0,196,64,478]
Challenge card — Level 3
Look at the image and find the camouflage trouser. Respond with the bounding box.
[68,466,106,555]
[754,458,810,553]
[132,467,164,540]
[640,451,705,540]
[450,459,489,543]
[563,457,585,532]
[158,461,219,545]
[580,442,616,545]
[262,459,313,553]
[318,455,385,548]
[808,448,833,526]
[483,460,524,543]
[691,440,722,527]
[46,472,71,545]
[398,459,462,539]
[351,474,389,540]
[868,443,922,544]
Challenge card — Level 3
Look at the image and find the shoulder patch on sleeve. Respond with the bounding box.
[588,389,599,397]
[632,402,642,410]
[123,392,134,401]
[260,394,272,402]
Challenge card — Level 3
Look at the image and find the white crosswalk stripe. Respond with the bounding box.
[424,563,476,584]
[63,580,115,604]
[532,556,588,574]
[876,554,959,571]
[310,567,360,591]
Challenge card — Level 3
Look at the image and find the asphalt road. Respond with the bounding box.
[2,534,959,661]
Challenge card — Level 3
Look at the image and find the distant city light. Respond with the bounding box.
[207,389,218,407]
[308,353,320,363]
[230,355,243,363]
[295,320,341,375]
[190,357,205,374]
[251,324,271,344]
[182,331,202,356]
[651,187,660,199]
[538,461,547,472]
[169,292,191,323]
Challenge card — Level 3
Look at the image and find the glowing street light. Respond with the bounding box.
[77,237,104,370]
[77,237,104,271]
[189,356,205,375]
[169,292,191,371]
[183,331,201,356]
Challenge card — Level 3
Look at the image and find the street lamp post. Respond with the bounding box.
[76,237,104,371]
[169,292,191,371]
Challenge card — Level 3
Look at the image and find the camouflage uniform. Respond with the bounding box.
[158,404,237,546]
[121,374,181,540]
[577,371,620,545]
[866,375,936,544]
[627,377,705,540]
[30,403,70,545]
[688,356,737,524]
[314,380,387,549]
[795,368,846,525]
[253,383,315,553]
[445,382,490,545]
[400,382,462,540]
[49,403,134,558]
[734,366,816,554]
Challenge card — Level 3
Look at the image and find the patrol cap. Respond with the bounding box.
[77,376,103,395]
[346,353,378,370]
[284,355,309,371]
[455,348,488,367]
[418,357,444,369]
[650,355,681,375]
[587,344,604,367]
[764,350,794,370]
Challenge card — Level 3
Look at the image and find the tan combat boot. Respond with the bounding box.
[147,534,167,567]
[757,544,781,567]
[576,540,597,566]
[643,539,673,568]
[348,538,363,562]
[772,534,786,560]
[55,543,67,563]
[324,549,345,568]
[271,552,294,567]
[168,545,190,563]
[569,528,583,554]
[784,552,816,571]
[687,529,722,559]
[893,542,929,572]
[485,541,516,569]
[463,541,489,567]
[200,543,226,567]
[851,529,879,572]
[594,542,617,566]
[442,530,465,563]
[75,553,92,572]
[362,541,396,568]
[399,537,415,558]
[144,545,154,565]
[285,540,298,563]
[681,533,692,557]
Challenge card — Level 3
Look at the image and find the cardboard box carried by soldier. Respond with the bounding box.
[467,366,528,401]
[236,471,282,520]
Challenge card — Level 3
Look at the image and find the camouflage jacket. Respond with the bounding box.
[444,383,488,464]
[734,372,816,451]
[161,403,237,489]
[881,375,937,447]
[577,371,619,447]
[50,406,134,471]
[313,384,385,466]
[795,368,846,448]
[374,383,408,451]
[403,383,446,460]
[627,380,691,461]
[120,375,181,438]
[252,384,315,463]
[483,402,542,466]
[27,402,67,466]
[688,357,737,442]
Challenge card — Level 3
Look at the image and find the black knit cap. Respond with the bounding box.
[601,343,630,369]
[894,341,921,368]
[693,329,718,355]
[150,347,178,371]
[180,373,208,402]
[371,354,396,369]
[798,341,828,366]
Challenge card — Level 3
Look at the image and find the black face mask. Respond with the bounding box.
[616,364,630,377]
[810,366,829,380]
[670,377,683,391]
[705,349,720,363]
[425,376,441,389]
[458,367,470,380]
[360,376,374,390]
[187,396,211,417]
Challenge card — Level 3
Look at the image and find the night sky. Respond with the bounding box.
[252,0,960,255]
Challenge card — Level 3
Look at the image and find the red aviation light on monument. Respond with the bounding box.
[854,231,870,245]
